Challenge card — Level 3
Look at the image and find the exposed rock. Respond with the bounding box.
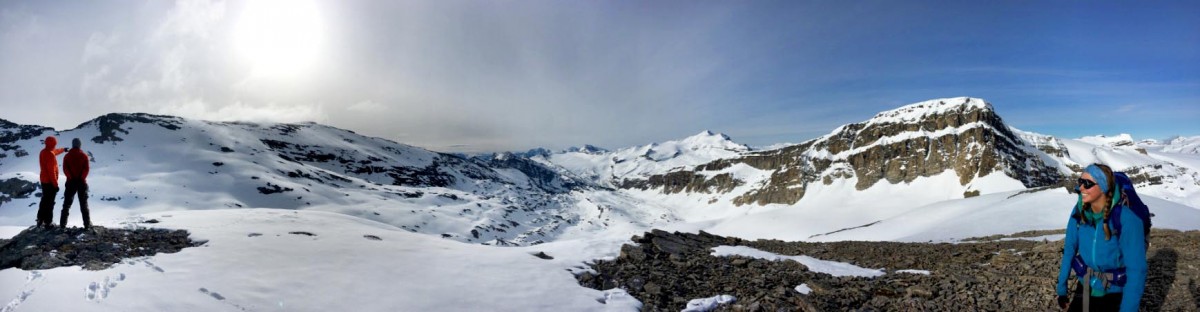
[0,118,54,160]
[84,113,184,144]
[579,229,1200,311]
[0,178,38,207]
[483,153,585,194]
[621,171,742,195]
[0,226,203,271]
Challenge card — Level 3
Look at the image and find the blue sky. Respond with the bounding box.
[1,1,1197,152]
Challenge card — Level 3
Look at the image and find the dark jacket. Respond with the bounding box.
[63,146,89,183]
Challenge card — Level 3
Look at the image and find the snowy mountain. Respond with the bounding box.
[1140,135,1200,154]
[0,113,679,246]
[2,97,1200,311]
[3,98,1199,247]
[536,130,750,188]
[611,98,1062,216]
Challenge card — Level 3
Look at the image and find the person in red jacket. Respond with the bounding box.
[62,138,92,229]
[38,136,67,228]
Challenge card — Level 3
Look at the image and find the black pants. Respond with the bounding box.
[61,180,90,228]
[37,183,58,226]
[1068,282,1123,312]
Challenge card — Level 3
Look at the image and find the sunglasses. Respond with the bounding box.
[1077,178,1097,190]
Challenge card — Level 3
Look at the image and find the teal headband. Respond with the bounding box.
[1084,164,1110,194]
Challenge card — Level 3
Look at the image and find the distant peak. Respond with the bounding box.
[564,145,608,154]
[687,130,731,141]
[869,97,993,124]
[1078,133,1135,147]
[674,130,747,151]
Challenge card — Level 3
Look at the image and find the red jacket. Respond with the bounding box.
[64,146,89,183]
[39,136,67,185]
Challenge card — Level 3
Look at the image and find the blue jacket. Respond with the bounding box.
[1056,204,1147,312]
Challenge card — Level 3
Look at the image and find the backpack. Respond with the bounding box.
[1108,172,1153,247]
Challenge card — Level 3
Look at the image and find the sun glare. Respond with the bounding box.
[234,0,325,79]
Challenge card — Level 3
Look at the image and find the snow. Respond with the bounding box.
[1157,136,1200,154]
[794,283,812,295]
[999,234,1065,242]
[0,209,641,311]
[705,171,1013,241]
[681,294,735,312]
[1078,134,1135,147]
[710,245,885,278]
[865,97,992,125]
[894,269,931,275]
[544,130,749,187]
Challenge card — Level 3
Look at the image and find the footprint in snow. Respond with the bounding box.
[247,233,262,237]
[143,260,165,273]
[199,288,225,300]
[2,271,44,312]
[85,273,126,302]
[363,235,382,241]
[288,231,316,237]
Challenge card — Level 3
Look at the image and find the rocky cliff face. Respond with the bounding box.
[624,97,1068,206]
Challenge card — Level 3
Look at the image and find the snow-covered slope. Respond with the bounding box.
[0,209,641,311]
[805,186,1200,243]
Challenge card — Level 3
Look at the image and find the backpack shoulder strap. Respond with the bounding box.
[1109,203,1124,234]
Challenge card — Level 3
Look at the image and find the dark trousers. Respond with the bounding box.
[61,180,91,228]
[37,183,58,226]
[1068,282,1123,312]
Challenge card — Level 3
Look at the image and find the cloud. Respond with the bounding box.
[347,100,386,113]
[75,0,332,126]
[156,100,325,124]
[81,32,118,64]
[0,8,44,45]
[154,0,226,40]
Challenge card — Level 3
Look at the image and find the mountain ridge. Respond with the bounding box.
[2,98,1198,247]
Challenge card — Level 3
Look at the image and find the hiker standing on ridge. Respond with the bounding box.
[1056,163,1148,312]
[61,138,92,229]
[37,136,68,228]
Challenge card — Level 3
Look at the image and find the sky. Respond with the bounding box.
[0,0,1197,153]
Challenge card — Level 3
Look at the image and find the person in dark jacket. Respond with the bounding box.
[1056,163,1147,312]
[37,136,68,228]
[61,138,92,229]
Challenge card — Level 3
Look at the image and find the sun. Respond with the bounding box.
[234,0,325,78]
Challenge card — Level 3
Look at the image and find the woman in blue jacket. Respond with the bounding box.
[1056,163,1147,312]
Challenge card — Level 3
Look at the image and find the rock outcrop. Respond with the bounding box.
[0,118,54,161]
[0,177,38,207]
[0,225,203,271]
